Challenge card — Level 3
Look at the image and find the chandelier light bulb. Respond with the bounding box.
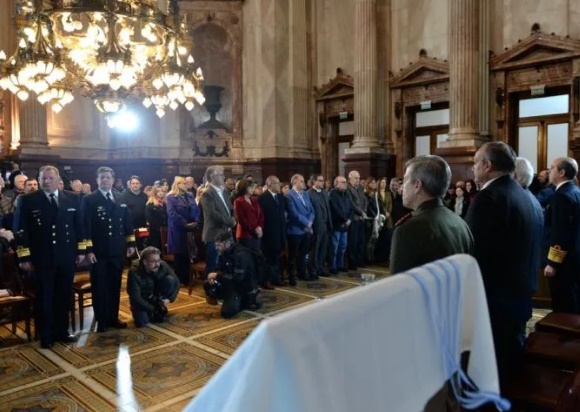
[17,90,29,101]
[1,1,205,119]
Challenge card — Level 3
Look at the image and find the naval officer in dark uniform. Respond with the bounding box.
[544,157,580,313]
[81,166,135,332]
[14,165,85,348]
[390,155,474,275]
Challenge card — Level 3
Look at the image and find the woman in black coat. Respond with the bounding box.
[145,186,168,251]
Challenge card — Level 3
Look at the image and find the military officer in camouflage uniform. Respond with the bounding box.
[81,166,135,332]
[390,155,474,274]
[14,165,85,348]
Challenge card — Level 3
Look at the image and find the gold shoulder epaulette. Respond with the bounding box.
[548,245,567,264]
[126,234,136,243]
[85,239,93,248]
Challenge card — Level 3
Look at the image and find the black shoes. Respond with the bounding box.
[108,320,128,329]
[58,334,78,343]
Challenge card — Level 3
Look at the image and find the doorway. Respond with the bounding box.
[412,108,450,156]
[515,93,570,172]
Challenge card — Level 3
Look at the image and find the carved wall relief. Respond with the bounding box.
[179,1,243,164]
[490,27,580,142]
[314,68,354,179]
[389,52,450,175]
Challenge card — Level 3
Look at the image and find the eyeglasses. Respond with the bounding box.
[145,259,161,264]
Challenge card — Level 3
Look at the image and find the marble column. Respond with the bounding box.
[352,0,379,149]
[447,0,480,143]
[18,98,49,151]
[344,0,390,179]
[436,0,482,181]
[0,0,16,153]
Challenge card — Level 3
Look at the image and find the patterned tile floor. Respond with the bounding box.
[0,267,383,412]
[0,265,551,412]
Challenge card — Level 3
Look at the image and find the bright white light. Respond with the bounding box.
[107,111,139,131]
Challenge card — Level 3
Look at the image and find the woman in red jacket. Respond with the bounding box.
[233,179,264,251]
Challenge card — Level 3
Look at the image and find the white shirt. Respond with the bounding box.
[481,174,508,190]
[98,189,114,202]
[211,184,229,211]
[44,190,59,205]
[556,180,572,191]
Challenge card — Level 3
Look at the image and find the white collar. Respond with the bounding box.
[44,190,59,199]
[98,189,113,199]
[556,180,572,191]
[481,174,507,190]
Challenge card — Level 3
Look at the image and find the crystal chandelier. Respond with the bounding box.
[0,0,205,122]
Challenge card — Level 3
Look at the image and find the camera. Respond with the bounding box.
[147,295,168,323]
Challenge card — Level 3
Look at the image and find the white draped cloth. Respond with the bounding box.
[185,254,506,412]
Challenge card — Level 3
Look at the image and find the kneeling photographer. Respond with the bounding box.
[127,246,180,327]
[204,232,263,318]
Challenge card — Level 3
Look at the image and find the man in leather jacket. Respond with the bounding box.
[204,231,262,318]
[127,246,180,327]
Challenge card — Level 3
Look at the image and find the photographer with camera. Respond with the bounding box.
[204,231,263,318]
[127,246,180,327]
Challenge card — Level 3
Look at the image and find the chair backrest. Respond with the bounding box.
[1,251,23,296]
[160,226,169,256]
[556,367,580,412]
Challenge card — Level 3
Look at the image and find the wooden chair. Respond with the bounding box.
[535,313,580,338]
[188,232,206,295]
[0,251,32,341]
[525,331,580,371]
[70,272,92,332]
[160,227,174,264]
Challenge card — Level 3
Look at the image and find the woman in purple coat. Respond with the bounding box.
[166,176,199,284]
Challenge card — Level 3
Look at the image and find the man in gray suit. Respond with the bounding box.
[200,165,236,274]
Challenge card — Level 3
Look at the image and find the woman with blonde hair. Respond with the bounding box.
[166,176,199,284]
[145,186,167,251]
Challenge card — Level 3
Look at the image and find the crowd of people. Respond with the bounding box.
[1,144,579,393]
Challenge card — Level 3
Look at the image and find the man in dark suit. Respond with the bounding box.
[308,174,333,278]
[200,165,236,274]
[258,175,287,286]
[346,170,368,271]
[14,165,85,348]
[81,166,136,333]
[390,156,473,275]
[544,157,580,314]
[465,141,540,387]
[513,157,545,296]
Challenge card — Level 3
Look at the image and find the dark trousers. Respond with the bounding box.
[548,274,580,314]
[287,233,310,281]
[489,306,526,388]
[262,246,282,284]
[205,242,219,275]
[238,237,261,251]
[309,228,329,275]
[130,275,179,327]
[33,265,75,345]
[90,256,124,327]
[174,252,190,285]
[347,220,365,269]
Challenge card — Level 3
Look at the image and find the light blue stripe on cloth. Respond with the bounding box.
[408,259,511,411]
